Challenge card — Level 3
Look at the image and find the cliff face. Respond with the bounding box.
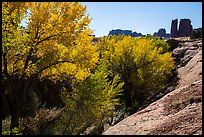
[171,19,178,37]
[171,19,193,37]
[103,38,202,135]
[178,19,193,37]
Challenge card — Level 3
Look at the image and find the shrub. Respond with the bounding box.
[190,28,202,39]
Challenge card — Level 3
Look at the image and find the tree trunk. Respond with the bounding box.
[123,84,132,112]
[10,108,20,130]
[5,93,20,131]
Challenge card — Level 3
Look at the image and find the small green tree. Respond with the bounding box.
[54,61,124,135]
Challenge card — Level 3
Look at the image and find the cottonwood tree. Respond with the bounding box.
[2,2,98,131]
[96,35,175,113]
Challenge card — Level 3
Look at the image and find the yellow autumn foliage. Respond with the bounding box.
[96,35,175,110]
[2,2,99,82]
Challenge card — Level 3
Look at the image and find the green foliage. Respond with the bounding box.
[2,127,23,135]
[190,28,202,39]
[54,62,124,135]
[96,35,175,111]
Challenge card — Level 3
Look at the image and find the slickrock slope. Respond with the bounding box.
[103,38,202,135]
[175,39,202,88]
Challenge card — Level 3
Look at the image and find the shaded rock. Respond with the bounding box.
[172,46,188,66]
[180,49,198,67]
[172,46,188,58]
[170,19,178,37]
[165,39,180,51]
[178,19,193,37]
[171,38,201,68]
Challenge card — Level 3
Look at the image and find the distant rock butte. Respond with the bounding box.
[178,19,193,37]
[107,18,194,38]
[171,19,193,37]
[153,28,170,38]
[108,29,143,37]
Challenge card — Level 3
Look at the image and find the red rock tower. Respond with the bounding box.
[178,19,193,37]
[171,19,178,37]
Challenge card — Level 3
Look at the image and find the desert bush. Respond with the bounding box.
[190,28,202,39]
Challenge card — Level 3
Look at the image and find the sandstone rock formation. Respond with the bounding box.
[173,38,202,88]
[158,29,166,37]
[171,19,178,37]
[102,38,202,135]
[178,19,193,37]
[108,29,143,37]
[171,19,193,38]
[153,28,170,38]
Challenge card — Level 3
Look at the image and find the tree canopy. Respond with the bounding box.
[2,2,176,135]
[2,2,98,83]
[96,35,175,111]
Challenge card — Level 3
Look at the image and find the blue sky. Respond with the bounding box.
[81,2,202,37]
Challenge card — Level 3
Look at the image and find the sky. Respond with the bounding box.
[20,2,202,37]
[80,2,202,37]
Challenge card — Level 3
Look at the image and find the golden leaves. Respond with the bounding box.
[2,2,97,82]
[96,35,175,92]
